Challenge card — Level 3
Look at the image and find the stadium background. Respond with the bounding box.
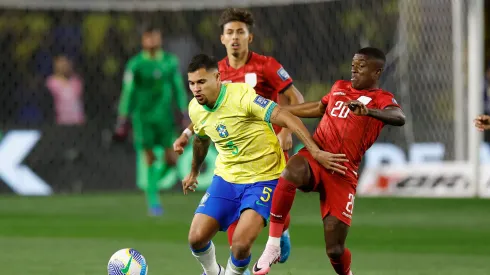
[0,0,490,274]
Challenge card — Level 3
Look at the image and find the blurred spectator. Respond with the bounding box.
[45,55,86,125]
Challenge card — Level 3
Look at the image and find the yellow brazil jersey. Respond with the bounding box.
[188,83,286,184]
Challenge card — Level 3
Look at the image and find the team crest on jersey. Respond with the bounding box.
[245,73,257,87]
[253,95,270,108]
[153,69,162,79]
[357,96,372,105]
[215,123,229,138]
[277,67,290,81]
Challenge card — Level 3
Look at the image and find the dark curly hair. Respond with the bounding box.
[218,8,255,33]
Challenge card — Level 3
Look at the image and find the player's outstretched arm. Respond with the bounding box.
[282,85,305,106]
[474,115,490,131]
[281,101,326,118]
[173,123,195,155]
[269,106,349,174]
[344,100,406,126]
[182,135,210,194]
[276,86,305,150]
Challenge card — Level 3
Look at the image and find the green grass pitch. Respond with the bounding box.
[0,192,489,274]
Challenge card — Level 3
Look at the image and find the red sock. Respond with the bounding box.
[269,177,297,238]
[329,248,352,275]
[227,220,238,246]
[283,213,291,231]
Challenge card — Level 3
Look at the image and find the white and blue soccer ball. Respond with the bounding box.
[107,248,148,275]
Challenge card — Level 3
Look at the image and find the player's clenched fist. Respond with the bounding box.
[182,174,199,195]
[312,151,349,175]
[173,134,189,155]
[474,115,490,131]
[344,100,369,116]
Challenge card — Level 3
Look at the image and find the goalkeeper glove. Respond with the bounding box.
[113,117,130,142]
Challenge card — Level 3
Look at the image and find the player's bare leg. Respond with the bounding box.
[188,213,224,275]
[227,214,291,258]
[323,215,353,275]
[164,147,178,167]
[225,209,264,275]
[226,221,251,275]
[253,155,312,274]
[143,149,162,216]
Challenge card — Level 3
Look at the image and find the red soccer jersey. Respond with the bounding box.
[314,80,401,180]
[218,52,293,133]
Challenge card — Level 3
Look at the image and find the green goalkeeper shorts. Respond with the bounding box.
[132,119,174,149]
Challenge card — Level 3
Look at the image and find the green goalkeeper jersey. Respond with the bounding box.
[118,49,188,123]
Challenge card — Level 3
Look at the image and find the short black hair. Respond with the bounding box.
[356,47,386,63]
[218,8,255,33]
[188,54,218,73]
[142,24,161,34]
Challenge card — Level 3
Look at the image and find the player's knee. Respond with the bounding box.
[165,150,178,166]
[230,237,253,260]
[188,229,210,251]
[326,244,345,260]
[166,156,177,166]
[144,150,156,165]
[281,156,310,188]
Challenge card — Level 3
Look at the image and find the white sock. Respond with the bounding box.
[266,236,281,247]
[192,242,221,275]
[225,256,249,275]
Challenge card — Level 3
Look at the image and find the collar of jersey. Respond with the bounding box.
[203,84,227,112]
[142,49,164,60]
[226,51,253,68]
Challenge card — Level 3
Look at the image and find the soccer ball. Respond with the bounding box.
[107,248,148,275]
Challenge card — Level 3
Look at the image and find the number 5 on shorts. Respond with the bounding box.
[260,187,273,202]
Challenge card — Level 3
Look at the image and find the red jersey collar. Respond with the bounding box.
[225,51,254,68]
[350,83,380,92]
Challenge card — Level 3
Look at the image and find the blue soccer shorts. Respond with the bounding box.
[194,175,278,231]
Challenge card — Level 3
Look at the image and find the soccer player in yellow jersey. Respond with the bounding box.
[184,54,349,275]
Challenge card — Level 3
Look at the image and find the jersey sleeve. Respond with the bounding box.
[264,57,293,95]
[243,85,278,122]
[377,92,401,109]
[188,101,208,138]
[117,58,137,117]
[192,123,208,138]
[321,93,330,106]
[321,80,342,106]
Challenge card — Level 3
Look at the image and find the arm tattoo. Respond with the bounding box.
[293,126,317,151]
[191,137,210,175]
[271,107,282,121]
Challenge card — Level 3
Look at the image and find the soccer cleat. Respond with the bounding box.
[148,205,163,216]
[201,264,224,275]
[278,229,291,263]
[252,244,280,275]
